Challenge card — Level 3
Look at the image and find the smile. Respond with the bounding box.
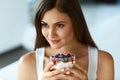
[50,40,60,44]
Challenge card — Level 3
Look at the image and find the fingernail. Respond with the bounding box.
[66,71,70,74]
[50,68,55,71]
[61,69,64,71]
[73,61,76,64]
[50,62,53,65]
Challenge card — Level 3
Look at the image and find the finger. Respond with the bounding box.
[47,68,65,77]
[64,66,87,80]
[52,73,76,80]
[44,62,54,72]
[60,74,77,80]
[64,67,71,75]
[73,61,87,74]
[70,68,85,79]
[71,68,87,80]
[49,74,66,80]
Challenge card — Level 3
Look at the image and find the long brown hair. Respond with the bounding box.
[34,0,97,50]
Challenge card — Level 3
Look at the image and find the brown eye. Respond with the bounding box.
[41,22,48,28]
[56,24,64,28]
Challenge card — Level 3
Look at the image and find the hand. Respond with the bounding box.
[62,61,88,80]
[41,62,66,80]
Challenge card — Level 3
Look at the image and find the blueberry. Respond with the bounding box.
[59,54,64,58]
[64,57,68,62]
[55,53,60,58]
[61,57,65,62]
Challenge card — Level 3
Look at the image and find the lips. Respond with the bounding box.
[50,40,60,44]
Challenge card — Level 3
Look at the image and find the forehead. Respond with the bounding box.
[42,8,71,23]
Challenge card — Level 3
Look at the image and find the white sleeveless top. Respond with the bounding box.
[36,46,98,80]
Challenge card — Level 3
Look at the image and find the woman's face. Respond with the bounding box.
[41,8,76,49]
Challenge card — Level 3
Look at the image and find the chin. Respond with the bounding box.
[50,42,65,49]
[50,45,62,49]
[51,46,61,49]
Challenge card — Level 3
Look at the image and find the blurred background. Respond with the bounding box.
[0,0,120,80]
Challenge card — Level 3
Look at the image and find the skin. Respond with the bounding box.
[18,8,114,80]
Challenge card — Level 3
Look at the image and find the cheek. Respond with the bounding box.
[60,28,74,39]
[42,29,48,38]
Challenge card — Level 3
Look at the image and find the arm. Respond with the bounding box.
[18,52,37,80]
[97,51,114,80]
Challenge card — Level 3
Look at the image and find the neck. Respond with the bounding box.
[55,42,85,56]
[46,41,88,59]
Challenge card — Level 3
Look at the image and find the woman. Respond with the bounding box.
[18,0,114,80]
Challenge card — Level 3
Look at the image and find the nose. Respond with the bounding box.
[48,28,57,39]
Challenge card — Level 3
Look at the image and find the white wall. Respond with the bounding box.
[90,15,120,80]
[0,0,28,53]
[82,4,120,79]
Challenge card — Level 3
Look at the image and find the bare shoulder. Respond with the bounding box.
[18,51,36,69]
[97,50,114,80]
[18,51,37,80]
[98,50,114,65]
[19,51,36,64]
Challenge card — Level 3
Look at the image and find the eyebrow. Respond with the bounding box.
[41,21,47,24]
[41,21,66,24]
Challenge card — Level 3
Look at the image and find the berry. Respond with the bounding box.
[67,53,71,57]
